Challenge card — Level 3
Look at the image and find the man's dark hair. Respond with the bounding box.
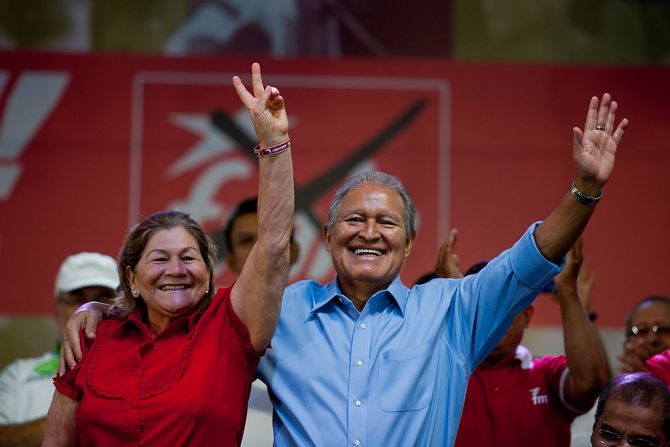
[414,261,489,286]
[465,261,489,276]
[210,197,258,261]
[414,272,437,285]
[594,373,670,440]
[625,295,670,335]
[211,196,296,263]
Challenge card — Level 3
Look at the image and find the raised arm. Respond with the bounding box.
[533,94,628,261]
[230,63,294,352]
[554,238,609,409]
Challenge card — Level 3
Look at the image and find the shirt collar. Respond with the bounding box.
[310,276,409,316]
[516,344,534,370]
[125,303,201,337]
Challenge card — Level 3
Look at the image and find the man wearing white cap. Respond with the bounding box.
[0,252,119,446]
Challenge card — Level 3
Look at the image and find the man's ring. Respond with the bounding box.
[595,125,606,131]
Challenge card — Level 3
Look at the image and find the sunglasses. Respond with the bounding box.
[628,325,670,338]
[596,427,659,447]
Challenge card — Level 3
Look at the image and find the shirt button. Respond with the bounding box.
[355,400,362,406]
[353,440,361,446]
[360,323,366,329]
[356,360,363,366]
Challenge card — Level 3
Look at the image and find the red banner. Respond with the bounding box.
[0,51,668,326]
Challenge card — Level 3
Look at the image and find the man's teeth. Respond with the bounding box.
[160,285,187,291]
[354,249,382,256]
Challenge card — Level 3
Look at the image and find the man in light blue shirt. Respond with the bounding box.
[261,220,558,446]
[63,93,628,446]
[257,93,628,446]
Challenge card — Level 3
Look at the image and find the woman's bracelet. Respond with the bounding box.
[254,138,291,158]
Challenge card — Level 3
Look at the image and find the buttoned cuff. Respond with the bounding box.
[510,222,563,290]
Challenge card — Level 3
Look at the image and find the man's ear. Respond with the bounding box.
[322,224,332,252]
[289,241,300,266]
[404,234,416,258]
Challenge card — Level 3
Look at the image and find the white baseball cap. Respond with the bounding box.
[54,252,119,297]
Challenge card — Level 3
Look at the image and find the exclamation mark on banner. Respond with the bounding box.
[0,70,70,201]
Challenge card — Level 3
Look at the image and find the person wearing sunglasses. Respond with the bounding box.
[590,372,670,447]
[618,296,670,373]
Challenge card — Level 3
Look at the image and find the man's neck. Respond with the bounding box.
[338,278,394,312]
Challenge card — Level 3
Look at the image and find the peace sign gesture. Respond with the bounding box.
[572,93,628,190]
[233,62,289,147]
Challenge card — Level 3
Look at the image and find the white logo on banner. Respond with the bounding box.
[0,71,69,201]
[166,109,255,223]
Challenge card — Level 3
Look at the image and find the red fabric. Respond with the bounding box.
[54,287,260,447]
[647,350,670,387]
[456,355,584,447]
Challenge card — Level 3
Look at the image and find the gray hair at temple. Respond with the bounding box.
[326,171,416,241]
[594,372,670,440]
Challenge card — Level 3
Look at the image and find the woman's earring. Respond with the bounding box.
[132,289,139,298]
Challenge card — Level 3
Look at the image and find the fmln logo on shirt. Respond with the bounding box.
[530,387,548,405]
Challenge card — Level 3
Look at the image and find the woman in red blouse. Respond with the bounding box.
[42,63,294,447]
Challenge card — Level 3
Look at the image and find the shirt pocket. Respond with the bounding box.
[378,345,437,412]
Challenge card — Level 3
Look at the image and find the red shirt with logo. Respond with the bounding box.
[54,286,260,447]
[455,346,586,447]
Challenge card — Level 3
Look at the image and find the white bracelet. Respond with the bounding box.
[253,139,290,158]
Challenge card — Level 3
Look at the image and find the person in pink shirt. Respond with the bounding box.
[646,349,670,386]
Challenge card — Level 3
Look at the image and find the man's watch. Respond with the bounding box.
[570,182,602,207]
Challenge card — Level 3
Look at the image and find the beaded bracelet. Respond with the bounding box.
[253,139,291,158]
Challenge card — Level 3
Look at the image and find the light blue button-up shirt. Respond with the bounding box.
[257,223,561,447]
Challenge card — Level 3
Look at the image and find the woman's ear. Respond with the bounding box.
[126,265,137,292]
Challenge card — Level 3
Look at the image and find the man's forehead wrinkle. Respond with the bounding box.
[340,189,404,216]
